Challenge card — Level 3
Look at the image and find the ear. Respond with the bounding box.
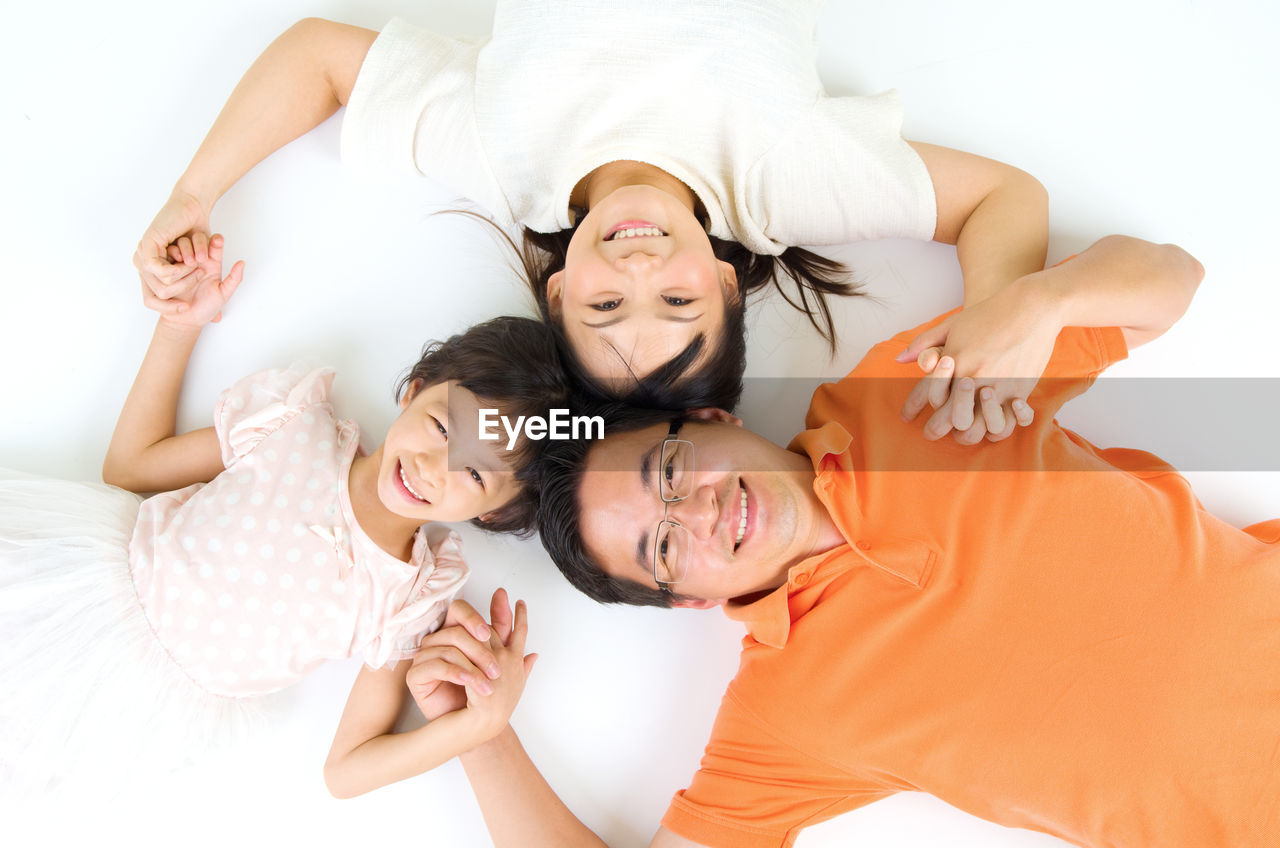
[399,378,424,410]
[684,407,743,427]
[670,598,720,610]
[717,260,739,302]
[476,511,499,524]
[546,270,565,317]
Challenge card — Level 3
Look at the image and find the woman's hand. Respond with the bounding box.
[135,190,213,314]
[406,589,536,737]
[152,233,244,331]
[898,279,1056,443]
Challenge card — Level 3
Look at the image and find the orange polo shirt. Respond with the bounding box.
[661,317,1280,848]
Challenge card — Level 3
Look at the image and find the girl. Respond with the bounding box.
[135,1,1050,430]
[0,237,550,795]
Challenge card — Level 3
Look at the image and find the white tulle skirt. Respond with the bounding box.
[0,469,264,799]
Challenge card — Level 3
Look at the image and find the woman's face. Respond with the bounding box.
[549,185,738,388]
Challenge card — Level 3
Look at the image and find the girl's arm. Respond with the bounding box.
[136,18,376,312]
[103,236,243,492]
[324,594,535,799]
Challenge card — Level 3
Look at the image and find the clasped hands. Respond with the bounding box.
[406,588,536,740]
[897,282,1059,444]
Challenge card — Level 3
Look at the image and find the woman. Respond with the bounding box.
[137,1,1048,428]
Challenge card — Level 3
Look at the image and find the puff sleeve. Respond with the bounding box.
[213,364,336,468]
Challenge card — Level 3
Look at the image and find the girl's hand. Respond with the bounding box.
[134,190,213,315]
[406,595,500,721]
[464,593,536,740]
[153,234,244,330]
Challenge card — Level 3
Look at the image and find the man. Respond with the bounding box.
[414,236,1278,846]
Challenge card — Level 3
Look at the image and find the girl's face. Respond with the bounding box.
[549,185,739,388]
[374,380,521,523]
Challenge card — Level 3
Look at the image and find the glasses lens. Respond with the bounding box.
[659,439,694,502]
[653,521,690,584]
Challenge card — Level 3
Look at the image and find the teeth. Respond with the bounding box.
[399,464,427,502]
[609,226,665,240]
[735,486,747,547]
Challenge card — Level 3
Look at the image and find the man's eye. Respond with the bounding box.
[591,299,621,311]
[664,458,676,483]
[663,296,693,306]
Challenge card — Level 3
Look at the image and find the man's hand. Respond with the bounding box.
[135,190,212,315]
[898,281,1054,443]
[406,589,536,734]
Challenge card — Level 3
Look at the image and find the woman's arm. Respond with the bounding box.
[136,18,376,311]
[899,235,1205,434]
[103,235,243,492]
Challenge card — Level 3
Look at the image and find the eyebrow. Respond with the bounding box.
[582,313,705,329]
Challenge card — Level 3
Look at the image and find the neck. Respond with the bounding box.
[572,160,698,213]
[347,448,422,562]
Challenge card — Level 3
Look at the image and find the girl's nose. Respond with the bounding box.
[614,251,662,274]
[411,449,447,493]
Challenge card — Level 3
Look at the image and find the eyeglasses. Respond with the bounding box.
[652,420,695,589]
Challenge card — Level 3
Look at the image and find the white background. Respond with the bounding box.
[2,1,1277,846]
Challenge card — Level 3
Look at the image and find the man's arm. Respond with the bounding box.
[900,235,1204,429]
[136,18,376,310]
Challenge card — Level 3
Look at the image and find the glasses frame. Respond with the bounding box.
[652,420,696,591]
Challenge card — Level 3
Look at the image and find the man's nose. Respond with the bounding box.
[667,484,717,541]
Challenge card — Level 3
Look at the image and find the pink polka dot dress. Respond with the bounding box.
[0,364,468,795]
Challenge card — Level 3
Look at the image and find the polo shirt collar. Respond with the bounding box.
[724,421,857,649]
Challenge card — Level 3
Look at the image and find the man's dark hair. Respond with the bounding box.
[535,406,695,608]
[396,315,569,537]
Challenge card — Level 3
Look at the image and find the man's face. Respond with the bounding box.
[577,415,841,605]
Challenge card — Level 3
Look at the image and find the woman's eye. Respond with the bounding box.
[591,299,621,311]
[663,295,693,306]
[467,467,483,487]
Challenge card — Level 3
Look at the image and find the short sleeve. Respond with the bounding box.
[213,364,335,467]
[362,527,469,669]
[662,691,892,848]
[742,92,937,250]
[340,18,509,220]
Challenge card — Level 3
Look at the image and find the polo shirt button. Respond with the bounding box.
[792,572,810,587]
[856,540,872,551]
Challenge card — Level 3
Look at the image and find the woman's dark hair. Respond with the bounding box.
[445,210,854,411]
[535,407,700,609]
[396,315,569,538]
[520,228,854,412]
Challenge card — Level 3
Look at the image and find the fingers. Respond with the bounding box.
[507,599,529,655]
[949,378,975,432]
[900,375,932,422]
[443,599,492,643]
[915,346,942,374]
[895,323,950,364]
[219,260,246,301]
[408,648,493,695]
[979,386,1006,436]
[926,356,955,410]
[175,236,195,266]
[417,624,499,679]
[193,230,211,264]
[490,588,513,643]
[987,399,1033,443]
[139,280,188,316]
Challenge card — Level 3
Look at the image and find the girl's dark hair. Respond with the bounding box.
[445,210,854,411]
[395,316,569,538]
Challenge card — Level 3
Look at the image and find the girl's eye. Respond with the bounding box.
[433,418,448,439]
[591,299,621,311]
[467,467,484,487]
[663,295,693,306]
